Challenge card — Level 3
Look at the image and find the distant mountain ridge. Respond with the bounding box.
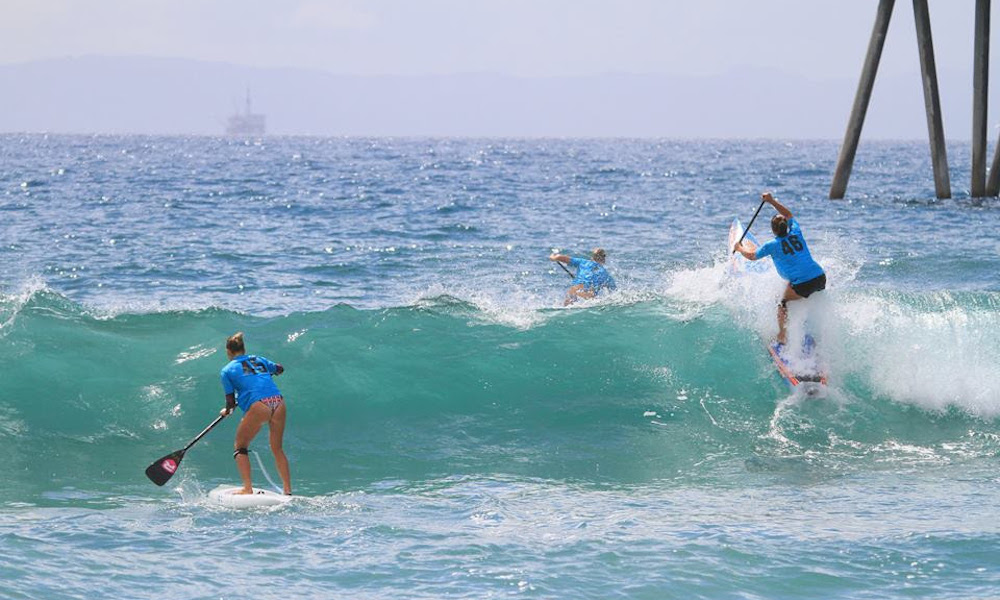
[0,55,985,139]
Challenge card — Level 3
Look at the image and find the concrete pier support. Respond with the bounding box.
[972,0,990,197]
[989,119,1000,195]
[830,0,895,200]
[988,119,1000,195]
[912,0,951,199]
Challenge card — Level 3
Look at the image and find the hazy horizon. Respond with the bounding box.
[2,1,1000,139]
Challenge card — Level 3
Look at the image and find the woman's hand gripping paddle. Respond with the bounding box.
[732,196,768,254]
[145,413,228,486]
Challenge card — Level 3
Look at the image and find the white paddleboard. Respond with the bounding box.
[208,485,291,508]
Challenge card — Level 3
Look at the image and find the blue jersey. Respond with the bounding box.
[755,218,825,285]
[569,257,616,294]
[220,354,283,412]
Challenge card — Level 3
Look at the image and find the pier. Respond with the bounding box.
[831,0,997,199]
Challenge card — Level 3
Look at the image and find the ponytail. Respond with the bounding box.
[226,332,245,354]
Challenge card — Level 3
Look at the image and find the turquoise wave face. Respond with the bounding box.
[2,288,998,503]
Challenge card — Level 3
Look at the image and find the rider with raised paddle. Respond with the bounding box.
[733,192,826,347]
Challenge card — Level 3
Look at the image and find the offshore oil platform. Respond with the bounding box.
[225,88,266,137]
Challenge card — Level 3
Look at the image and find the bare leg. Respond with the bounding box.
[777,284,805,344]
[234,402,270,494]
[268,403,292,494]
[564,284,594,306]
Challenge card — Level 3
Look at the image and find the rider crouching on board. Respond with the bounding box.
[733,192,826,347]
[549,248,617,306]
[219,332,292,495]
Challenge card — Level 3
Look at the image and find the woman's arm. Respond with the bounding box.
[221,393,236,416]
[764,192,793,220]
[734,240,758,260]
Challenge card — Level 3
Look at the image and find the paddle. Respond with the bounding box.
[556,261,574,278]
[732,196,768,254]
[145,413,228,486]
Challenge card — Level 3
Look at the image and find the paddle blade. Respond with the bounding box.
[145,449,186,486]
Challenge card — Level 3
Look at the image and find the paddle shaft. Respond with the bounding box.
[145,413,228,485]
[732,197,768,253]
[556,261,574,278]
[182,413,227,453]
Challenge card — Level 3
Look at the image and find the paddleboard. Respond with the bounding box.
[729,218,828,397]
[767,335,828,397]
[208,485,291,508]
[728,217,771,275]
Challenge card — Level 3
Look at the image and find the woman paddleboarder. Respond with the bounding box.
[219,332,292,495]
[733,192,827,348]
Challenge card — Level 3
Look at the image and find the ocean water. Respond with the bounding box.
[0,135,999,599]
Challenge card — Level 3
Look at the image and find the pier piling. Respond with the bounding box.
[830,0,895,200]
[913,0,951,199]
[972,0,990,197]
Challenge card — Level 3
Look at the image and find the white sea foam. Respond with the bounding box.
[174,345,216,364]
[834,292,1000,417]
[0,276,57,339]
[662,232,1000,418]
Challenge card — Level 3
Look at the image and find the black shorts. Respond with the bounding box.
[791,273,826,298]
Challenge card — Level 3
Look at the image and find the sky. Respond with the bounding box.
[0,0,992,80]
[0,1,998,138]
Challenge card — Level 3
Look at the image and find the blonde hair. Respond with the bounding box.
[591,248,607,262]
[226,332,246,354]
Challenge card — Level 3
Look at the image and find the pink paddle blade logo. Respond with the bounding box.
[162,458,178,474]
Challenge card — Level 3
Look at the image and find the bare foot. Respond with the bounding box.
[234,487,254,495]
